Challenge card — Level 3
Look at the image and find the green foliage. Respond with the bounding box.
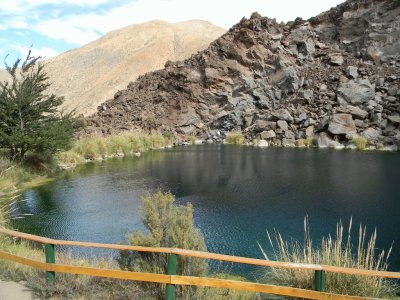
[226,131,245,145]
[118,191,208,300]
[0,51,81,161]
[352,136,368,150]
[259,217,398,298]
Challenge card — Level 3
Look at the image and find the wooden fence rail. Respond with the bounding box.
[0,227,398,300]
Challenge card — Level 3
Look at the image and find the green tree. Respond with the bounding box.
[0,51,80,161]
[118,191,208,299]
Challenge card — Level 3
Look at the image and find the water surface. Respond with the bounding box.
[12,145,400,273]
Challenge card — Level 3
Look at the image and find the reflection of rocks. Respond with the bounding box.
[84,0,400,151]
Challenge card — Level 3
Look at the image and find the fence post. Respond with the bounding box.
[45,244,55,283]
[314,270,326,292]
[165,254,177,300]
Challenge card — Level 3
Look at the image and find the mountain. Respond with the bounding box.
[85,0,400,151]
[0,20,225,116]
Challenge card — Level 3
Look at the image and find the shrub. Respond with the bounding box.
[259,217,397,298]
[352,136,367,151]
[188,135,196,145]
[304,136,314,147]
[0,51,81,161]
[296,139,306,147]
[226,132,245,145]
[118,191,208,300]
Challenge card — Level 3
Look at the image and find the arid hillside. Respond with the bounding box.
[0,20,225,116]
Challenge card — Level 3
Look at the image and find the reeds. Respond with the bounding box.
[56,131,168,167]
[259,217,398,298]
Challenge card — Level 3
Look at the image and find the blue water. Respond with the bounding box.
[12,145,400,274]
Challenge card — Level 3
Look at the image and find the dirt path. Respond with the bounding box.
[0,281,36,300]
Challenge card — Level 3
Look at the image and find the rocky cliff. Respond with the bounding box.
[85,0,400,150]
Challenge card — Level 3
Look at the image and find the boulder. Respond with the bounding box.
[306,125,315,137]
[271,109,294,122]
[254,120,276,131]
[361,128,382,141]
[328,53,344,66]
[346,66,358,79]
[328,114,357,135]
[337,79,375,105]
[388,115,400,124]
[277,120,288,131]
[336,105,368,119]
[261,130,276,139]
[257,139,269,147]
[299,89,314,103]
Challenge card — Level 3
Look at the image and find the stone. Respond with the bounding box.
[300,89,314,103]
[277,120,288,131]
[328,114,357,135]
[254,120,276,131]
[319,84,328,92]
[361,128,382,141]
[346,66,358,79]
[388,115,400,124]
[336,105,368,119]
[282,138,296,147]
[382,145,398,151]
[337,79,375,105]
[285,130,295,139]
[261,130,276,139]
[271,109,293,122]
[315,116,330,132]
[328,53,344,66]
[257,139,269,147]
[304,118,316,127]
[306,125,315,137]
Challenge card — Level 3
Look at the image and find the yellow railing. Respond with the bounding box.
[0,227,398,300]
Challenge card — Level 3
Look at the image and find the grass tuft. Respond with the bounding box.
[259,217,398,298]
[225,132,245,145]
[352,136,368,151]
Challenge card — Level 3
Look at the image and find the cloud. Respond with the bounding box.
[15,45,59,60]
[29,0,345,47]
[34,19,101,45]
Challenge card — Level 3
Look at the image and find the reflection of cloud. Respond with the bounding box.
[15,45,59,60]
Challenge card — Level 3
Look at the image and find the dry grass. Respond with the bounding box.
[0,158,31,192]
[57,131,168,168]
[225,132,245,145]
[259,217,398,298]
[352,136,368,151]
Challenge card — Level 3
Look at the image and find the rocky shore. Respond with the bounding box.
[84,0,400,151]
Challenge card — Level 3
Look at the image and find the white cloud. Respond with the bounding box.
[34,19,101,45]
[30,0,345,47]
[15,45,59,60]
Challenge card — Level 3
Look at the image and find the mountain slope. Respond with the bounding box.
[0,20,225,116]
[85,0,400,150]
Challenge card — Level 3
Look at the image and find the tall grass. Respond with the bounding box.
[57,131,168,168]
[352,136,368,150]
[0,157,31,192]
[259,217,397,298]
[225,132,245,145]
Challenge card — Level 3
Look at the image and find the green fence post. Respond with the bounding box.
[314,270,326,292]
[165,254,177,300]
[45,244,55,283]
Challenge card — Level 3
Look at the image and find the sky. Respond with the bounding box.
[0,0,345,67]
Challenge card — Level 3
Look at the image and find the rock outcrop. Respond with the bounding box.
[84,0,400,151]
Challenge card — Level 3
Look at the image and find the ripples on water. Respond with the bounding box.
[13,145,400,274]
